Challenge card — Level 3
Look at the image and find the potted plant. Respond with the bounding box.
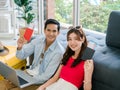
[14,0,35,38]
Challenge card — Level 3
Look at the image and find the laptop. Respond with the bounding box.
[0,61,38,88]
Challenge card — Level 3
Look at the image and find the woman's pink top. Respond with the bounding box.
[60,57,85,88]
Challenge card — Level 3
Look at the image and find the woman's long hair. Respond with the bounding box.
[61,26,87,67]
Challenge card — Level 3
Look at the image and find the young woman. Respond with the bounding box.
[36,26,94,90]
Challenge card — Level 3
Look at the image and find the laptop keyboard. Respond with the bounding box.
[18,76,28,85]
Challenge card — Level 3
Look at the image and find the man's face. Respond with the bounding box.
[44,24,59,44]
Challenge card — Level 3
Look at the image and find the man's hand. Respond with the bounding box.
[17,37,26,50]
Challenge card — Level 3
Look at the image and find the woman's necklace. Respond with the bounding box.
[72,54,79,59]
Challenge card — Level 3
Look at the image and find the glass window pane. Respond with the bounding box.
[80,0,120,33]
[16,0,39,34]
[55,0,73,28]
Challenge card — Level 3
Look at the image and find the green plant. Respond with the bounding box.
[14,0,35,26]
[55,0,120,33]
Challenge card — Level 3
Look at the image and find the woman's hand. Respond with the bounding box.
[36,85,45,90]
[84,59,94,81]
[83,59,94,90]
[84,59,94,74]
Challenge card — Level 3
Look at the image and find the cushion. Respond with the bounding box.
[93,46,120,90]
[106,10,120,48]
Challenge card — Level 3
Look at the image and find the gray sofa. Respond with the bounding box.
[29,10,120,90]
[58,10,120,90]
[92,10,120,90]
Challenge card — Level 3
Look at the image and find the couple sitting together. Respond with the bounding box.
[0,19,94,90]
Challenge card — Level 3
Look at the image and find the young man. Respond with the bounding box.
[0,19,65,90]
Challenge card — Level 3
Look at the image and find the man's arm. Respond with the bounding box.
[16,38,38,60]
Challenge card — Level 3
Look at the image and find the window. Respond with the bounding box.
[80,0,120,33]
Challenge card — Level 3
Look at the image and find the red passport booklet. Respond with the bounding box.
[24,28,33,41]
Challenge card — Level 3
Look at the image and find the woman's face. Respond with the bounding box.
[68,33,83,52]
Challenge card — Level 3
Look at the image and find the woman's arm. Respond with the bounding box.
[36,65,63,90]
[83,59,94,90]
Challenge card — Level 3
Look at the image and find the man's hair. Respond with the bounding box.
[44,19,60,31]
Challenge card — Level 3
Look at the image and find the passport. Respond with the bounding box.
[81,47,95,60]
[24,28,33,41]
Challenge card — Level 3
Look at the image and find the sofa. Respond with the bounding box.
[58,10,120,90]
[29,10,120,90]
[92,10,120,90]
